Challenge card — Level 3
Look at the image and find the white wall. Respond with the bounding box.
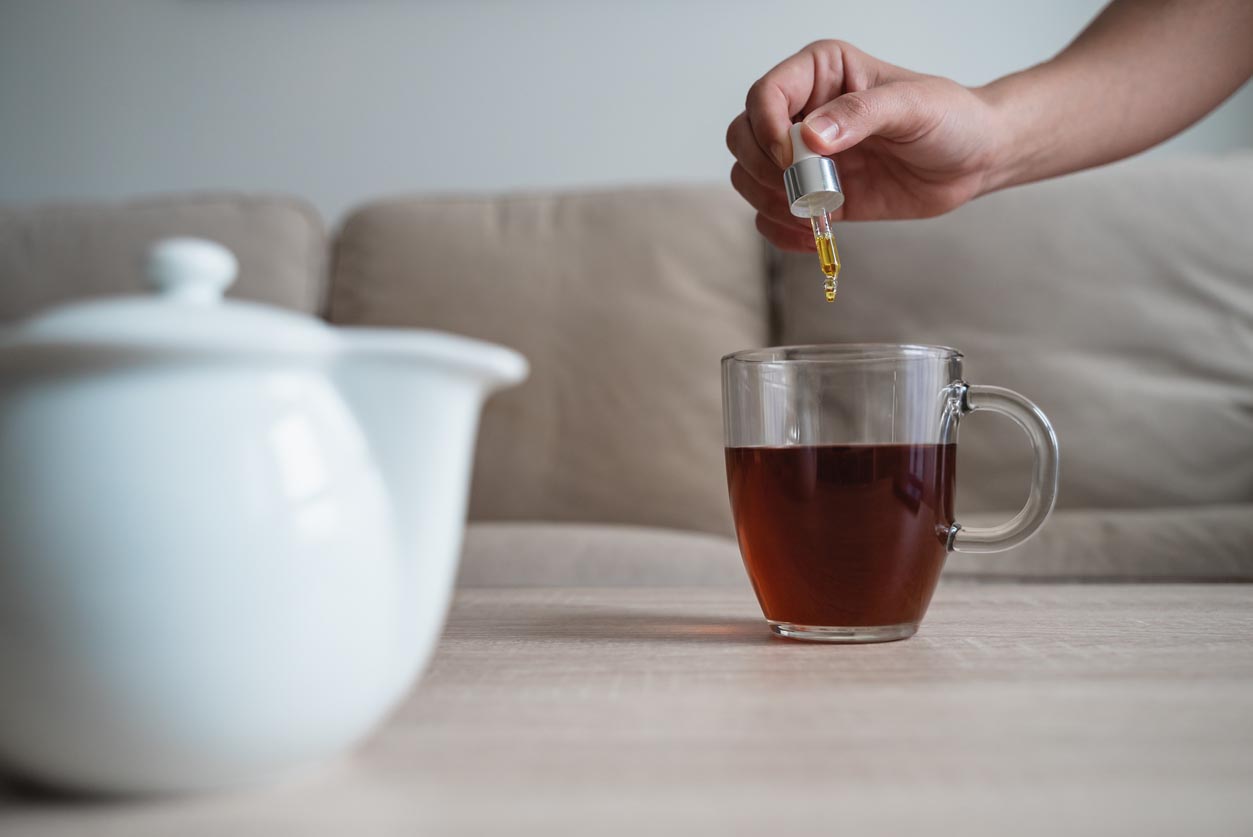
[2,0,1250,222]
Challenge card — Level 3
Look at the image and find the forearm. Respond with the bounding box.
[977,0,1253,193]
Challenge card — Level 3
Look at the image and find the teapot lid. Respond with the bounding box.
[1,238,336,358]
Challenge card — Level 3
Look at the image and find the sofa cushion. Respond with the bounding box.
[458,522,746,587]
[458,515,1253,587]
[0,194,326,320]
[948,504,1253,580]
[330,187,767,536]
[775,154,1253,540]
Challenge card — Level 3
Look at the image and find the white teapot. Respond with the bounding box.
[0,238,527,794]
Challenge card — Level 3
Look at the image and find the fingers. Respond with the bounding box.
[800,81,929,156]
[726,111,784,189]
[745,41,850,168]
[756,213,815,253]
[730,163,799,229]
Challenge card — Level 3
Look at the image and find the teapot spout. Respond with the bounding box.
[333,328,527,699]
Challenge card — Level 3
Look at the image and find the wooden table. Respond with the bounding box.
[3,582,1251,836]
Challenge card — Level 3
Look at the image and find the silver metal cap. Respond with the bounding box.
[784,156,844,218]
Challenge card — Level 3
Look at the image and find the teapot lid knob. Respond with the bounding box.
[145,238,237,304]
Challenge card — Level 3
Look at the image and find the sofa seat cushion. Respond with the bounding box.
[0,194,326,320]
[947,505,1253,580]
[458,522,746,587]
[458,511,1253,587]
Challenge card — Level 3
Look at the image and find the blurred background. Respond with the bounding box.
[3,0,1251,221]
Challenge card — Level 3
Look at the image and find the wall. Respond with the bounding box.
[2,0,1250,221]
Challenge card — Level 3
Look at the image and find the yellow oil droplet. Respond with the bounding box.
[824,278,836,302]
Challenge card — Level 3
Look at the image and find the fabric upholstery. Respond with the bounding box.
[776,154,1253,536]
[2,158,1247,582]
[330,187,767,536]
[459,522,746,587]
[0,194,326,321]
[948,505,1253,580]
[458,514,1253,587]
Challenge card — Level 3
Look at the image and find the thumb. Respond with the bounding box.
[801,83,923,155]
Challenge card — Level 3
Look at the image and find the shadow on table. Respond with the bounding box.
[474,603,775,646]
[0,774,148,808]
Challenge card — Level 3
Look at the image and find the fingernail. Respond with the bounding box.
[806,115,839,143]
[770,142,788,168]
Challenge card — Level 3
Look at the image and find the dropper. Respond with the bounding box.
[783,124,844,301]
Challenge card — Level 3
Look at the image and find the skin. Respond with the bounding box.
[727,0,1253,252]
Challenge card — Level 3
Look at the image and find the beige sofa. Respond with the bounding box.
[3,153,1250,584]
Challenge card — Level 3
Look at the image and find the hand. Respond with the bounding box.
[726,40,1004,251]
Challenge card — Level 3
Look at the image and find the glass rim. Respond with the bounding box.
[722,342,963,365]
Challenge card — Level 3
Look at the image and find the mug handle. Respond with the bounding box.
[947,383,1060,553]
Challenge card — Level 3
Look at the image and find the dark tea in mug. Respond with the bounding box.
[726,443,956,629]
[722,344,1058,642]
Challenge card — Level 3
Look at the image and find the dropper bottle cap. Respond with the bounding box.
[783,123,844,218]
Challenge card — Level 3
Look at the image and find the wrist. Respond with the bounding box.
[972,70,1048,196]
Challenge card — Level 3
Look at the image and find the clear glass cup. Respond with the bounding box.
[723,344,1059,643]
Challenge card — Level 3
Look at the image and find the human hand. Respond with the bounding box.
[726,40,1004,251]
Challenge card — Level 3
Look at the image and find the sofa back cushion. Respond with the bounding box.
[775,154,1253,577]
[0,194,326,320]
[329,187,766,536]
[777,154,1253,512]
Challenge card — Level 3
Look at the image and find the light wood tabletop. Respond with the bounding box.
[3,582,1251,836]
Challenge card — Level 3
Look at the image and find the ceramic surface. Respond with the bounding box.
[0,239,527,793]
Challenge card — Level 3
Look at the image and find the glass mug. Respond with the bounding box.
[723,344,1059,643]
